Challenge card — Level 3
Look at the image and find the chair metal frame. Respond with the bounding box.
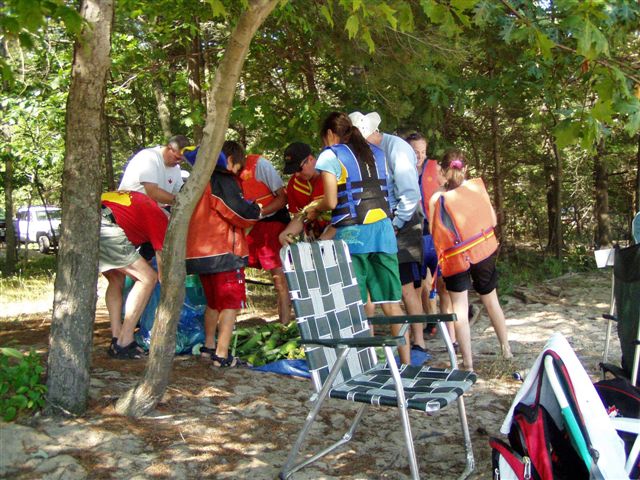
[279,240,476,480]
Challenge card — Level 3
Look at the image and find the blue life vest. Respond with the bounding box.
[327,143,390,227]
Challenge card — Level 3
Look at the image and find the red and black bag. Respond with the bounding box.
[491,403,588,480]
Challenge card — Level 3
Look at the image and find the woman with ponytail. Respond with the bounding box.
[428,149,512,371]
[306,111,410,364]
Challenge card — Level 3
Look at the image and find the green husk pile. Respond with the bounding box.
[232,321,305,367]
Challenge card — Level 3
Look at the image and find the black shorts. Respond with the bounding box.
[443,253,498,295]
[398,261,422,288]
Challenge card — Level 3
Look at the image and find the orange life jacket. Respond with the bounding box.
[432,177,498,277]
[239,154,276,207]
[420,159,441,219]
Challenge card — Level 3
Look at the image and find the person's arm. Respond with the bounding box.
[306,171,337,219]
[390,151,421,229]
[279,217,305,245]
[211,174,261,227]
[260,187,287,216]
[428,192,441,235]
[141,182,175,205]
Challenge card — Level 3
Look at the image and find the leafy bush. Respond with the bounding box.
[0,347,47,421]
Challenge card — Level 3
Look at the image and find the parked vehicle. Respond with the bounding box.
[15,205,62,253]
[0,208,5,242]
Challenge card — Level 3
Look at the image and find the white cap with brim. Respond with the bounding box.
[349,111,382,139]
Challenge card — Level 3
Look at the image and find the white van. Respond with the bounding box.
[15,206,62,253]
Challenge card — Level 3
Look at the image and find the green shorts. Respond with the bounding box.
[98,218,141,272]
[351,252,402,304]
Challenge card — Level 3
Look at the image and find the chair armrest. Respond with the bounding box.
[368,313,457,325]
[300,335,407,348]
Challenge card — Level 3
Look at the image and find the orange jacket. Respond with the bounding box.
[420,159,441,220]
[239,154,277,208]
[431,178,498,277]
[186,171,260,274]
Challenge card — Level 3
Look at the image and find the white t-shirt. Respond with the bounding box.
[118,146,183,204]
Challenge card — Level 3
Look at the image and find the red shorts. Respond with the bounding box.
[199,269,246,311]
[247,221,287,270]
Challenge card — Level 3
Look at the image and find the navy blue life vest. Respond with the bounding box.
[327,143,390,227]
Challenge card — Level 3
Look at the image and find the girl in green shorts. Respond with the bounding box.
[306,111,410,364]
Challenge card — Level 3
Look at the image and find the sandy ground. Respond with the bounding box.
[0,269,621,479]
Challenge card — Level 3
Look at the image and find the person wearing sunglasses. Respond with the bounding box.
[119,134,191,207]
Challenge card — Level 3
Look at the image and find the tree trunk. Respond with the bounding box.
[635,133,639,214]
[593,139,611,248]
[546,141,563,258]
[490,107,505,242]
[3,151,18,276]
[45,0,114,416]
[153,79,173,139]
[103,110,115,190]
[114,0,280,418]
[186,25,205,143]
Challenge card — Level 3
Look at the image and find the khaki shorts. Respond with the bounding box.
[351,252,402,304]
[98,217,140,272]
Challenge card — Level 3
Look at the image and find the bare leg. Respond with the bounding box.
[402,282,426,350]
[203,306,219,351]
[364,296,375,334]
[116,258,157,347]
[271,267,291,325]
[381,302,411,365]
[103,270,125,339]
[448,290,473,370]
[438,277,456,344]
[479,289,512,358]
[421,273,438,315]
[214,309,239,359]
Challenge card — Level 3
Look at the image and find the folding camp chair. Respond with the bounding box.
[597,243,640,386]
[279,240,476,479]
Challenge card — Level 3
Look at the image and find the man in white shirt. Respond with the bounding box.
[119,135,191,206]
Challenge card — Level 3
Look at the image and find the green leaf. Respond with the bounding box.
[206,0,227,18]
[451,0,478,11]
[1,348,24,360]
[554,119,581,149]
[15,0,44,32]
[57,6,84,36]
[361,28,375,54]
[379,4,397,30]
[345,15,359,39]
[535,30,555,59]
[591,99,613,123]
[320,5,334,27]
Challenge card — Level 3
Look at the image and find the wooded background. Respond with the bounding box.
[3,0,639,255]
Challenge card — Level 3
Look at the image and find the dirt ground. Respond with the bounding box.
[0,269,621,479]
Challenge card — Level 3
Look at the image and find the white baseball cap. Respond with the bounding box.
[349,111,381,139]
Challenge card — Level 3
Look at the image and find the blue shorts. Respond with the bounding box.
[420,234,438,279]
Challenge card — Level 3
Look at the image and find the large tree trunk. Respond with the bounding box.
[490,107,505,242]
[45,0,114,416]
[635,133,640,214]
[153,79,173,139]
[114,0,280,417]
[103,110,115,190]
[546,141,563,259]
[3,151,18,276]
[593,139,611,248]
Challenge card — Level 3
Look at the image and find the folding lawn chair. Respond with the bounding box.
[279,240,476,479]
[597,242,640,386]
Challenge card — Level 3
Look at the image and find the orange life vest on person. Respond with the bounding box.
[432,177,498,277]
[420,159,441,219]
[239,154,276,207]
